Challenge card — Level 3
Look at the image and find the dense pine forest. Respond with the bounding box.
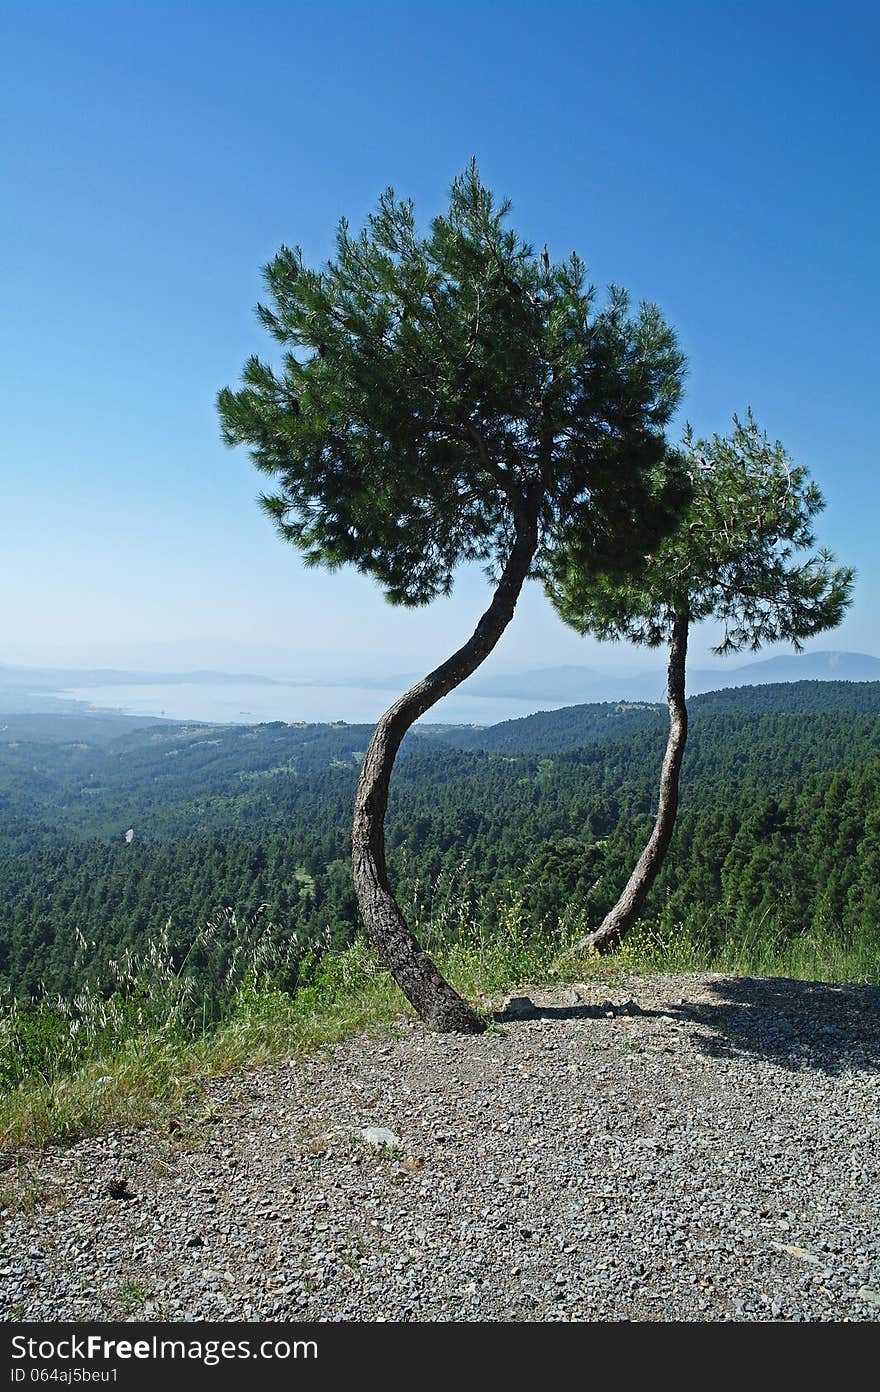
[1,680,879,998]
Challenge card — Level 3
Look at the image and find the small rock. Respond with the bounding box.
[359,1126,401,1150]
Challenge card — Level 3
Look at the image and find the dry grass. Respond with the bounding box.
[1,891,872,1154]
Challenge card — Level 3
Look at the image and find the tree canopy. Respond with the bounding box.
[546,411,853,654]
[217,163,689,605]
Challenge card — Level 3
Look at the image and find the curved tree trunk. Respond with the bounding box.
[576,609,690,955]
[352,509,539,1032]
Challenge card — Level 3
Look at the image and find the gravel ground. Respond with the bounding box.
[2,972,879,1323]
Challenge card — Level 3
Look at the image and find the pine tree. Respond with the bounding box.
[218,164,687,1029]
[548,411,854,952]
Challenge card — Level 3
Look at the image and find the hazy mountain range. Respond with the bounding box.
[0,665,285,690]
[465,651,880,703]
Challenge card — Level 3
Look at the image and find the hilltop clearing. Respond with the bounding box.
[2,972,878,1323]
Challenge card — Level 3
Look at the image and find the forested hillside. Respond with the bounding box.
[2,682,879,996]
[424,679,880,753]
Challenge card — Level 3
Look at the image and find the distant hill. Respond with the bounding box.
[0,711,180,744]
[429,681,880,754]
[463,651,880,704]
[700,650,880,687]
[426,700,664,754]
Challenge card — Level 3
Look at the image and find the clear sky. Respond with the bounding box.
[2,0,877,680]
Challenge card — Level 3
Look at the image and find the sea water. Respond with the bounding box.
[58,680,554,727]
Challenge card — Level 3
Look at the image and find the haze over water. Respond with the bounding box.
[60,681,552,727]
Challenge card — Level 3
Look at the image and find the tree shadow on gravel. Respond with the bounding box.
[671,976,880,1076]
[495,977,880,1076]
[494,1002,615,1024]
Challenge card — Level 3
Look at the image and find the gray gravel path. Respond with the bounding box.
[2,972,878,1322]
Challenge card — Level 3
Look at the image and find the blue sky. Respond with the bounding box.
[2,0,878,680]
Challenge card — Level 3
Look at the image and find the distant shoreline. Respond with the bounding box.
[50,679,531,728]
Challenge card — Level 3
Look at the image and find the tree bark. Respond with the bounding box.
[576,609,690,955]
[352,509,540,1032]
